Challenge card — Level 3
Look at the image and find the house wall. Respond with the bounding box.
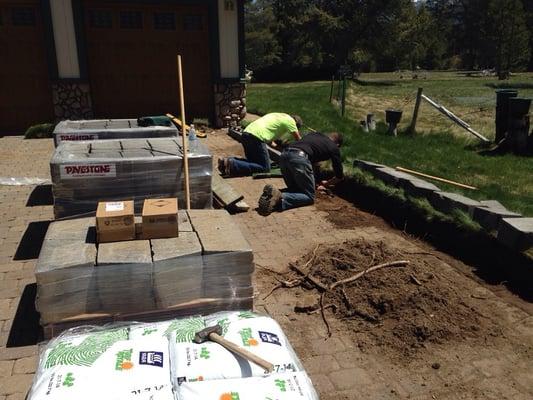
[50,0,79,78]
[45,0,245,126]
[49,0,93,120]
[213,0,246,128]
[217,0,239,78]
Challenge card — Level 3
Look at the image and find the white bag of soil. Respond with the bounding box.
[29,327,174,400]
[128,320,177,341]
[169,312,302,385]
[178,372,319,400]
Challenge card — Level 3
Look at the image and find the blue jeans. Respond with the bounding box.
[228,132,271,176]
[279,150,315,211]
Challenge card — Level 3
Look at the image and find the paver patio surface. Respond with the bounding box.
[0,133,531,400]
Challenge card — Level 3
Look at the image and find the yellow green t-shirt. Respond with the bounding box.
[244,113,298,142]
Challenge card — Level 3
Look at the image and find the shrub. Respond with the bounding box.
[24,123,55,139]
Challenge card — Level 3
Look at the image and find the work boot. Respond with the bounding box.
[217,158,230,176]
[258,184,282,216]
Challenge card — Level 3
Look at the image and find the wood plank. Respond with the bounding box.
[212,173,244,207]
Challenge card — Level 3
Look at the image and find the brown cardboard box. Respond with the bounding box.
[96,200,135,243]
[142,198,178,239]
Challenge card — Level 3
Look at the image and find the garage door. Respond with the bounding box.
[0,2,53,133]
[84,2,212,121]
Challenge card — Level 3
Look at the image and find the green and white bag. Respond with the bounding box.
[177,372,319,400]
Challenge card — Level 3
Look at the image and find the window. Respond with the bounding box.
[120,11,142,29]
[154,12,175,30]
[11,7,36,26]
[89,10,112,28]
[183,15,202,31]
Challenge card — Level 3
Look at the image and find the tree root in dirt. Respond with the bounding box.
[264,238,502,356]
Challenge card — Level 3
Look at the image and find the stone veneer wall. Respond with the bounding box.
[52,81,94,121]
[213,81,246,128]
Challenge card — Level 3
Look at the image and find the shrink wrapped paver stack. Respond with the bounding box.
[53,118,178,147]
[35,211,254,326]
[28,312,319,400]
[50,138,212,218]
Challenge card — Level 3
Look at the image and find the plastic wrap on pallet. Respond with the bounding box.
[188,210,254,300]
[53,119,178,147]
[29,312,318,400]
[50,138,212,218]
[35,211,254,325]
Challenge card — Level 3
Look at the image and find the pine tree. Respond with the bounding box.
[487,0,530,79]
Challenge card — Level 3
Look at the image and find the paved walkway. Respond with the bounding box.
[0,132,531,399]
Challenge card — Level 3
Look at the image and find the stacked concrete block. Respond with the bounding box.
[497,218,533,252]
[402,179,441,198]
[96,240,154,313]
[371,166,415,187]
[353,159,385,173]
[50,138,212,218]
[430,191,482,216]
[35,218,98,323]
[53,118,178,147]
[189,210,254,300]
[152,233,203,308]
[473,200,522,231]
[35,210,254,325]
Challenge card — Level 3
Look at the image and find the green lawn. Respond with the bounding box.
[246,77,533,216]
[345,72,533,140]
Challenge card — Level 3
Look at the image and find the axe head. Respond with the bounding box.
[193,324,223,344]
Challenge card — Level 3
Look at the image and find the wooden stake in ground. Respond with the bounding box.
[177,55,191,210]
[408,87,423,134]
[396,166,477,190]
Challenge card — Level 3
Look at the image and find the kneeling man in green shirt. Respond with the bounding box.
[219,113,302,176]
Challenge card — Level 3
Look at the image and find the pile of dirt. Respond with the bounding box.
[283,239,502,356]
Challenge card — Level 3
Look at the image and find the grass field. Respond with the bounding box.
[246,73,533,216]
[345,71,533,140]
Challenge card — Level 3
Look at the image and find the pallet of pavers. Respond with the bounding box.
[50,138,212,218]
[53,118,178,147]
[29,311,319,400]
[35,210,254,339]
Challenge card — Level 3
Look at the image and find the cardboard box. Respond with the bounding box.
[142,198,179,239]
[96,200,135,243]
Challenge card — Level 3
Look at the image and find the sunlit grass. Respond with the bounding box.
[246,76,533,216]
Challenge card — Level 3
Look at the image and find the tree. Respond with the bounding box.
[487,0,530,78]
[244,0,281,72]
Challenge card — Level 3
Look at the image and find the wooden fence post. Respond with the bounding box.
[329,75,334,103]
[409,87,423,134]
[341,78,347,116]
[336,74,342,101]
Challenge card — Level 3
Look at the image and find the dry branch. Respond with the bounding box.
[330,260,410,290]
[320,293,332,337]
[289,263,330,291]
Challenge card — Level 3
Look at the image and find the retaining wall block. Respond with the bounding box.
[473,203,522,232]
[371,167,416,188]
[353,160,385,173]
[401,178,441,199]
[497,218,533,252]
[430,191,481,217]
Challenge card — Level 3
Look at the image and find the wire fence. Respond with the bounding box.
[329,73,348,116]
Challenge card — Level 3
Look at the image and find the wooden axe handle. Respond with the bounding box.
[209,332,274,373]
